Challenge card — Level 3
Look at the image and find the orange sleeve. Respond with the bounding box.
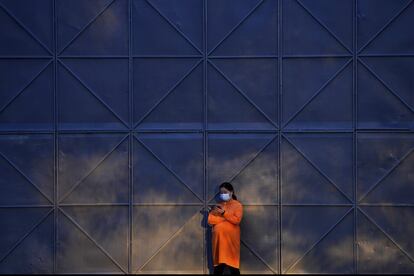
[223,203,243,225]
[208,212,225,225]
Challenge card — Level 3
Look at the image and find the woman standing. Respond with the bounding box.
[208,182,243,275]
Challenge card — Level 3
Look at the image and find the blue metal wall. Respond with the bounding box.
[0,0,413,274]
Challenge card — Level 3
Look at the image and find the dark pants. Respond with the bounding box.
[213,263,240,275]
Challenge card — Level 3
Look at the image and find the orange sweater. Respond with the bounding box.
[207,199,243,269]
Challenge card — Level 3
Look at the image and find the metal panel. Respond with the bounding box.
[0,0,413,274]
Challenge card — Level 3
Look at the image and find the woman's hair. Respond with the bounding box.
[219,182,237,200]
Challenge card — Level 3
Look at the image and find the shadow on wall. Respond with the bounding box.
[201,208,213,274]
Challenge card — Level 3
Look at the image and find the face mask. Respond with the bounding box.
[219,193,231,201]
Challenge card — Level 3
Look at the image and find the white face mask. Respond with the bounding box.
[219,193,231,201]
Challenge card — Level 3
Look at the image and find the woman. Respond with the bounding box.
[208,182,243,275]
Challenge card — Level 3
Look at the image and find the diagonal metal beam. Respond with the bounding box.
[133,134,203,203]
[136,207,202,272]
[58,59,130,129]
[357,0,414,54]
[208,60,278,129]
[0,208,53,265]
[284,207,353,273]
[358,146,414,203]
[0,150,53,204]
[58,134,129,203]
[358,207,414,263]
[358,58,414,114]
[58,0,117,55]
[241,239,278,273]
[58,207,128,273]
[0,2,53,56]
[296,0,353,54]
[133,59,203,128]
[0,59,53,115]
[208,0,265,56]
[282,134,354,204]
[144,0,203,55]
[282,58,352,128]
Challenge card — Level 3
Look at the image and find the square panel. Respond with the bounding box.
[58,58,129,130]
[357,207,414,273]
[0,0,53,56]
[58,133,129,204]
[282,57,352,130]
[133,133,203,204]
[358,0,414,55]
[57,0,128,56]
[357,58,414,130]
[0,59,53,131]
[132,205,203,273]
[357,133,414,204]
[133,58,203,130]
[57,206,128,273]
[0,208,53,273]
[282,206,353,273]
[132,0,203,55]
[207,60,278,130]
[207,133,278,204]
[207,0,278,56]
[283,0,352,55]
[281,133,353,204]
[0,134,54,205]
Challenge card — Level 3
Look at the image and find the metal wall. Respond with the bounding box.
[0,0,413,274]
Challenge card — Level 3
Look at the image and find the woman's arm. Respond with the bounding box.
[223,204,243,225]
[208,212,225,225]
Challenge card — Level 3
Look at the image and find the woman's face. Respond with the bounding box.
[219,187,232,198]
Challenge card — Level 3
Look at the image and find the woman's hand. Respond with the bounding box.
[213,205,225,216]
